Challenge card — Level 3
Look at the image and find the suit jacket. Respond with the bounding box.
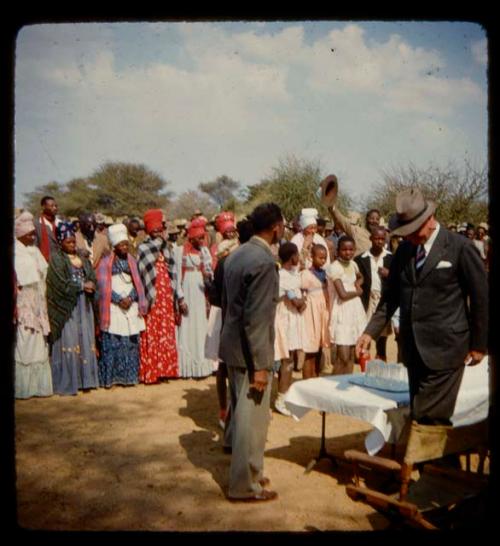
[354,250,393,312]
[219,236,279,371]
[365,226,488,371]
[34,216,59,260]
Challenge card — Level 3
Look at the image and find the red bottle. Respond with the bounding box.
[359,351,369,373]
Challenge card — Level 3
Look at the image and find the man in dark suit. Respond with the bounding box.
[356,188,488,425]
[355,225,393,361]
[220,203,283,502]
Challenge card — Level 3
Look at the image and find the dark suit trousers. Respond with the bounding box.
[405,335,465,425]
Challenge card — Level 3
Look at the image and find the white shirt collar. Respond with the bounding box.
[361,247,391,259]
[422,222,440,255]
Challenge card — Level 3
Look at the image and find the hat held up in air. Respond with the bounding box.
[388,188,436,237]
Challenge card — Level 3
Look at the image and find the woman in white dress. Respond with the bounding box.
[327,235,367,375]
[14,211,53,399]
[175,217,215,378]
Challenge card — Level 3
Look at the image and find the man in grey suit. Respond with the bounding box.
[356,188,488,425]
[220,203,284,502]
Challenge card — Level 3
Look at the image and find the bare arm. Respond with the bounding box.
[333,278,362,301]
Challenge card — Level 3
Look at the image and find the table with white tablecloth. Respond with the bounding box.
[284,357,489,456]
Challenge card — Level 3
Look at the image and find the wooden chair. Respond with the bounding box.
[344,419,489,529]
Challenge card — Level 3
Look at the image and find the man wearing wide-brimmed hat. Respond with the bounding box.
[320,174,381,256]
[356,188,488,426]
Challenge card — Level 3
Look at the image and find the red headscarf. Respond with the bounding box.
[143,209,163,234]
[187,217,207,239]
[215,211,235,233]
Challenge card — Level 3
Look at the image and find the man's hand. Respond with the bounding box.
[464,350,485,366]
[178,300,189,317]
[378,266,389,279]
[250,369,269,392]
[355,333,373,359]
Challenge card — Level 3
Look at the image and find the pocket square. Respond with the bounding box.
[436,260,452,269]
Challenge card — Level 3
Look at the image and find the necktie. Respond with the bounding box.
[415,245,426,271]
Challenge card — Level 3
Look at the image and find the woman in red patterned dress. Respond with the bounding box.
[136,209,186,383]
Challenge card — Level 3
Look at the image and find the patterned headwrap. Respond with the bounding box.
[56,221,76,243]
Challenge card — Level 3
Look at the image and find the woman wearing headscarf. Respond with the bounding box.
[46,221,100,395]
[136,209,181,383]
[14,211,53,399]
[96,224,148,388]
[174,216,215,378]
[291,208,330,270]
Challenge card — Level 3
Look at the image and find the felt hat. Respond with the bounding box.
[388,188,436,236]
[319,174,338,207]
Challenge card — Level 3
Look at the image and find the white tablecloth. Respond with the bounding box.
[284,357,489,455]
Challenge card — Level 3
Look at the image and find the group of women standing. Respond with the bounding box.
[14,208,220,399]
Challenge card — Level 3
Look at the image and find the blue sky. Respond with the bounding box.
[14,20,488,209]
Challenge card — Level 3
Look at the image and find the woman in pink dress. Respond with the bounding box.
[137,209,185,383]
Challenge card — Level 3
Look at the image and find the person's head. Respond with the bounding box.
[466,226,475,240]
[299,208,318,236]
[41,195,58,220]
[236,218,254,244]
[108,224,129,259]
[278,241,299,267]
[15,211,36,246]
[143,209,164,240]
[370,226,387,253]
[365,209,381,231]
[94,213,107,232]
[56,221,77,254]
[127,218,141,237]
[311,244,328,269]
[337,235,356,262]
[78,213,96,239]
[324,222,334,238]
[476,226,486,240]
[248,203,284,245]
[334,222,344,236]
[447,222,457,233]
[316,217,326,236]
[291,216,302,234]
[388,189,437,246]
[187,217,207,249]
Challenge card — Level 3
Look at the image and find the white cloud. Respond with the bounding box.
[472,38,487,66]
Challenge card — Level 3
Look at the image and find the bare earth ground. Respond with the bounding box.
[14,338,408,532]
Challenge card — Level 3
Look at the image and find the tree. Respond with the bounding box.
[168,191,218,222]
[363,160,488,227]
[23,161,173,218]
[198,175,241,210]
[244,155,353,222]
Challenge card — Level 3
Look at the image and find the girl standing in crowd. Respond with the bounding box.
[14,211,53,399]
[300,244,333,379]
[274,242,305,415]
[175,217,215,379]
[327,235,367,374]
[96,224,148,388]
[46,221,100,395]
[136,209,181,384]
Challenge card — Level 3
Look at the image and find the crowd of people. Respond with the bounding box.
[13,180,490,502]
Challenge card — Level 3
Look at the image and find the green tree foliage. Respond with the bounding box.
[363,160,488,227]
[244,155,353,222]
[198,175,241,210]
[168,190,218,222]
[22,162,173,218]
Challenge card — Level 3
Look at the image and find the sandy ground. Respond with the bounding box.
[13,338,415,532]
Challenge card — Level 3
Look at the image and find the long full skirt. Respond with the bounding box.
[99,333,140,387]
[15,326,53,399]
[139,260,179,383]
[178,270,214,378]
[50,293,99,395]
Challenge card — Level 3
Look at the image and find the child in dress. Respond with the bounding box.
[300,244,334,379]
[327,235,367,374]
[274,242,306,415]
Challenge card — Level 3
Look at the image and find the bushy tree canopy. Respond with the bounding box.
[198,175,241,210]
[363,160,488,227]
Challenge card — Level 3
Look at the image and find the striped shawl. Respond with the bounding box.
[46,249,97,342]
[96,253,148,331]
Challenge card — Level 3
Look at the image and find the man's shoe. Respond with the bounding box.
[228,489,278,502]
[274,395,292,417]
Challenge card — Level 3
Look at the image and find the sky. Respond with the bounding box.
[14,20,488,209]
